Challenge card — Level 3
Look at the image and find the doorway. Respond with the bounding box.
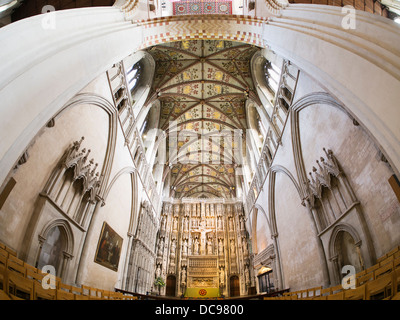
[229,275,240,297]
[166,275,176,296]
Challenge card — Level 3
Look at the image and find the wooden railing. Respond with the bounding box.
[115,287,182,300]
[115,287,289,300]
[264,246,400,300]
[0,242,137,300]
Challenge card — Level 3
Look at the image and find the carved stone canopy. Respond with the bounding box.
[61,137,102,201]
[306,148,341,206]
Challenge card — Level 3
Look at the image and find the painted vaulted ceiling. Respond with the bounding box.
[146,40,261,199]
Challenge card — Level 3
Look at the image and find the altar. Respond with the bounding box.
[184,287,221,298]
[155,201,249,298]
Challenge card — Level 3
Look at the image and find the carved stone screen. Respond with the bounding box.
[155,200,251,297]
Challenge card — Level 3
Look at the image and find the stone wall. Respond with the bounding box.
[250,65,400,293]
[0,71,154,291]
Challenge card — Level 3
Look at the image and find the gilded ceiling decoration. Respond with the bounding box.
[147,40,261,199]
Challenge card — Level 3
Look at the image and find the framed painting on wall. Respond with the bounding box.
[94,222,123,271]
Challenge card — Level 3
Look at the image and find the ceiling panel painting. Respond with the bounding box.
[147,40,261,198]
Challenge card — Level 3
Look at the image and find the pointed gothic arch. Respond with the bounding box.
[101,166,140,290]
[256,164,304,291]
[36,218,75,280]
[54,93,119,199]
[289,92,345,200]
[251,204,271,255]
[328,223,364,285]
[289,93,377,285]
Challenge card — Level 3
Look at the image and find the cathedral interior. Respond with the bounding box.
[0,0,400,302]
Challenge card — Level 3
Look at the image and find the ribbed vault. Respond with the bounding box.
[146,40,261,198]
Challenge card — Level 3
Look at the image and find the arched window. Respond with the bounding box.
[138,103,161,155]
[258,119,266,137]
[139,118,148,138]
[263,60,281,95]
[126,62,141,94]
[246,102,265,159]
[257,114,267,145]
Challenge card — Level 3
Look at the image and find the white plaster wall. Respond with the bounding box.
[0,103,109,252]
[80,172,132,291]
[264,5,400,179]
[255,209,270,253]
[0,7,140,188]
[79,72,114,104]
[298,103,400,258]
[0,68,153,290]
[292,72,324,103]
[274,171,323,291]
[253,65,400,291]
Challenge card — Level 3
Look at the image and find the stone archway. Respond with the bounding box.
[328,224,364,284]
[36,219,74,279]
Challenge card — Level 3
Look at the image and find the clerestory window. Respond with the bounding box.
[263,60,281,95]
[126,62,141,94]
